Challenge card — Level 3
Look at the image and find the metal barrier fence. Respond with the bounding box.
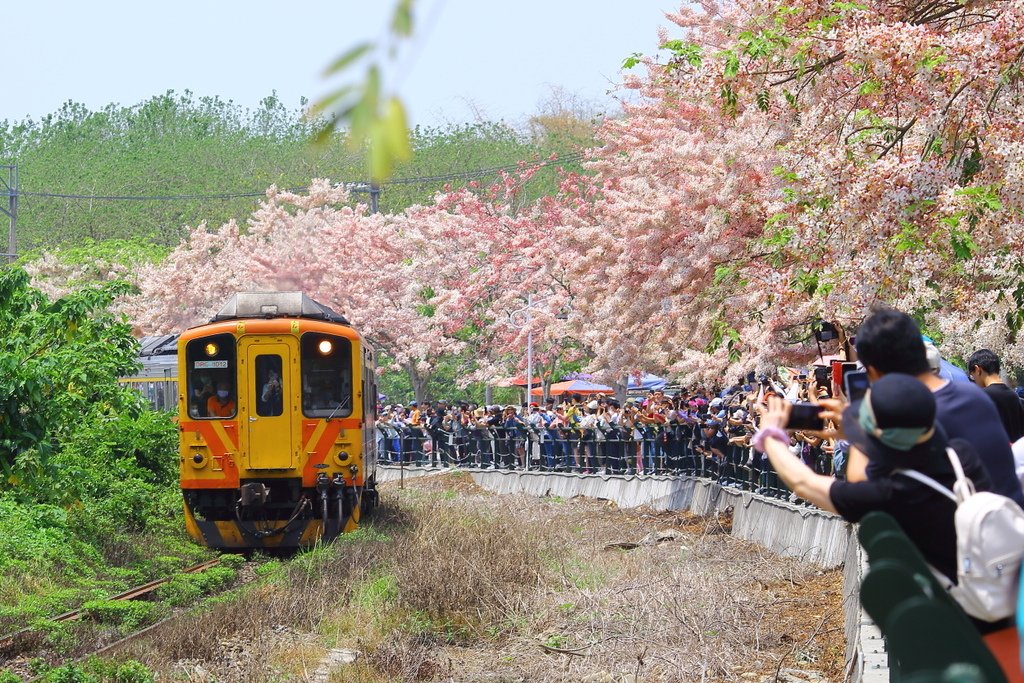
[375,425,836,504]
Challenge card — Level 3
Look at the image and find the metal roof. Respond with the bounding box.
[138,334,179,356]
[210,292,349,325]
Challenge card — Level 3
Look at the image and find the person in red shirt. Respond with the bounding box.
[207,381,236,418]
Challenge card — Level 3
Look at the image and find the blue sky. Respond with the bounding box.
[4,0,679,127]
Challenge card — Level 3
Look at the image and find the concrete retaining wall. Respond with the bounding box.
[376,465,888,681]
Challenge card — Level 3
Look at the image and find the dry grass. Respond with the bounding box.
[104,472,845,682]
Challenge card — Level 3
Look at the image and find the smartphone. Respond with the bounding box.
[844,370,870,403]
[831,361,859,391]
[786,402,824,430]
[813,366,832,396]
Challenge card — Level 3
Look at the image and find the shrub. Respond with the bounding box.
[80,599,156,633]
[155,566,236,607]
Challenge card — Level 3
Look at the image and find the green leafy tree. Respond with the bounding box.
[1,94,587,253]
[0,267,140,489]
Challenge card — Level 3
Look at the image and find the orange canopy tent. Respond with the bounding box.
[493,375,543,388]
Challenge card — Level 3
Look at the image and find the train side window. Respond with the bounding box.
[300,334,352,418]
[255,355,284,417]
[185,333,237,419]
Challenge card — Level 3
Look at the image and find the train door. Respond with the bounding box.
[244,343,294,470]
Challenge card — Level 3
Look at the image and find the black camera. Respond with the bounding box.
[814,321,838,342]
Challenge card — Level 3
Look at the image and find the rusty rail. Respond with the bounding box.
[0,558,221,654]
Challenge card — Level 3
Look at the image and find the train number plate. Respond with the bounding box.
[194,360,229,368]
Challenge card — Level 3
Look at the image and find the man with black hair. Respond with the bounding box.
[854,308,1024,505]
[967,348,1024,441]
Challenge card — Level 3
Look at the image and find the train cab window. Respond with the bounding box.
[185,333,237,419]
[300,334,352,418]
[255,355,284,417]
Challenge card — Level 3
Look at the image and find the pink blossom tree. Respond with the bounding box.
[130,180,462,398]
[548,0,1024,380]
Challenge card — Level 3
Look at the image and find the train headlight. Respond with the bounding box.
[317,339,334,355]
[333,450,351,467]
[204,342,219,357]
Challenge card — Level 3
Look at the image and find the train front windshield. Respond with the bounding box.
[301,333,353,418]
[185,333,237,419]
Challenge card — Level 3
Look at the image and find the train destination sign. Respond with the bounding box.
[194,360,229,369]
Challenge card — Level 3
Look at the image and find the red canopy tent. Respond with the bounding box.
[531,379,613,397]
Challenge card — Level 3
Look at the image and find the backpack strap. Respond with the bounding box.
[944,446,976,502]
[893,446,976,505]
[893,468,958,504]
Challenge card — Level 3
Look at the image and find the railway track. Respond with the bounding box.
[0,558,221,657]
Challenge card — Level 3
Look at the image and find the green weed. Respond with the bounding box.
[80,599,156,633]
[354,573,398,609]
[155,566,236,607]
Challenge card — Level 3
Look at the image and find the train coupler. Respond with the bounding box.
[239,482,270,506]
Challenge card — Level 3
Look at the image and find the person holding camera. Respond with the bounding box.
[854,309,1024,505]
[756,374,999,626]
[259,371,282,416]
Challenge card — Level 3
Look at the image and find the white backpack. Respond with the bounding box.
[896,447,1024,622]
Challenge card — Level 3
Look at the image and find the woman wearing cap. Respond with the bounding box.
[756,373,995,628]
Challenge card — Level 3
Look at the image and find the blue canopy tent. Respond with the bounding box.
[922,335,971,384]
[627,373,668,391]
[940,358,971,383]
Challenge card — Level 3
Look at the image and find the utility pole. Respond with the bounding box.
[0,165,16,263]
[369,183,380,214]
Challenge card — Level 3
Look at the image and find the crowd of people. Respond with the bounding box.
[377,307,1024,656]
[377,388,775,475]
[375,376,854,500]
[375,337,1024,499]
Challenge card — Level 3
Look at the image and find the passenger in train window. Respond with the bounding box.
[190,377,214,418]
[260,369,284,416]
[207,381,236,418]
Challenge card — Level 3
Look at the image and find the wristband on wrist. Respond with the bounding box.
[752,426,789,453]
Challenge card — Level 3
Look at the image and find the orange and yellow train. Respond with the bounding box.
[177,292,378,550]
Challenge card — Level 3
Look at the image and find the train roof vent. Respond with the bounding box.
[211,292,349,324]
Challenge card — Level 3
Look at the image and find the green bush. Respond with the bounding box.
[155,565,236,606]
[0,274,212,646]
[65,658,155,683]
[30,619,76,655]
[111,661,154,683]
[80,599,156,633]
[41,665,90,683]
[218,553,246,569]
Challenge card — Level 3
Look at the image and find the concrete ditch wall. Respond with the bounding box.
[377,465,888,681]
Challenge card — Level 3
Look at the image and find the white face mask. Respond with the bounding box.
[217,390,230,399]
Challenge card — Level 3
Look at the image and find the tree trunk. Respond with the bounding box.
[614,377,628,404]
[404,363,429,404]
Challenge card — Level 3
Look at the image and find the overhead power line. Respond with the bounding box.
[14,153,586,202]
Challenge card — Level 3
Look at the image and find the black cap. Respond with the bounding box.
[842,373,940,466]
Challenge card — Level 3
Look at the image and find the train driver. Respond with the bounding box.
[207,381,236,418]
